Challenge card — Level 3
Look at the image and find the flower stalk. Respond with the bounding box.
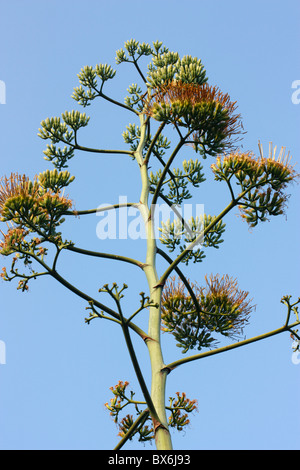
[1,39,298,451]
[136,113,173,449]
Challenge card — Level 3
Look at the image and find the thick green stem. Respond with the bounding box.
[120,321,160,425]
[136,114,173,450]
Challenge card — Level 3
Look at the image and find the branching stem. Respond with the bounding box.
[164,321,300,371]
[66,202,139,216]
[65,245,144,269]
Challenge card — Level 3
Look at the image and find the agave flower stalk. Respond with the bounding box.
[1,39,299,451]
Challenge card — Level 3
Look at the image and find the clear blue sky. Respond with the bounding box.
[0,0,299,450]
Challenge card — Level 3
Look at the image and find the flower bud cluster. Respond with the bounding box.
[38,112,90,169]
[168,392,198,431]
[71,63,116,107]
[105,381,198,444]
[150,158,205,205]
[159,214,226,266]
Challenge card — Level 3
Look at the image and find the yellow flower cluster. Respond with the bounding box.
[0,172,72,230]
[143,80,244,154]
[211,142,298,226]
[161,275,254,352]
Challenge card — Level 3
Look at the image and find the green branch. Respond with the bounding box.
[121,322,160,425]
[157,247,201,314]
[85,281,160,431]
[65,202,139,216]
[144,121,166,165]
[150,151,182,201]
[156,191,194,240]
[41,124,134,157]
[114,408,150,450]
[17,249,147,339]
[158,198,237,286]
[50,270,147,339]
[74,142,134,157]
[158,180,263,286]
[151,138,187,207]
[104,285,161,428]
[133,58,148,83]
[65,245,145,269]
[164,321,300,372]
[99,89,139,115]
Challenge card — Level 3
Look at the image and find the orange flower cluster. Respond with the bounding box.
[211,142,298,226]
[0,172,72,230]
[168,391,198,431]
[145,80,237,116]
[144,80,244,153]
[0,174,35,216]
[0,226,28,255]
[161,275,254,351]
[212,146,296,187]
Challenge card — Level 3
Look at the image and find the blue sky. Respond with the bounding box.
[0,0,299,450]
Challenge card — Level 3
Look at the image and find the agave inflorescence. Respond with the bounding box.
[161,274,255,353]
[0,170,74,258]
[105,381,198,443]
[211,141,298,227]
[143,80,244,156]
[1,38,298,449]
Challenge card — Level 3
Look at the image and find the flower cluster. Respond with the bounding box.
[0,227,48,291]
[0,171,73,241]
[211,142,298,227]
[104,380,154,443]
[38,111,90,169]
[168,392,198,431]
[159,213,226,266]
[144,80,244,156]
[117,415,154,443]
[105,380,130,423]
[105,381,198,444]
[161,275,254,353]
[0,170,74,290]
[0,226,29,256]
